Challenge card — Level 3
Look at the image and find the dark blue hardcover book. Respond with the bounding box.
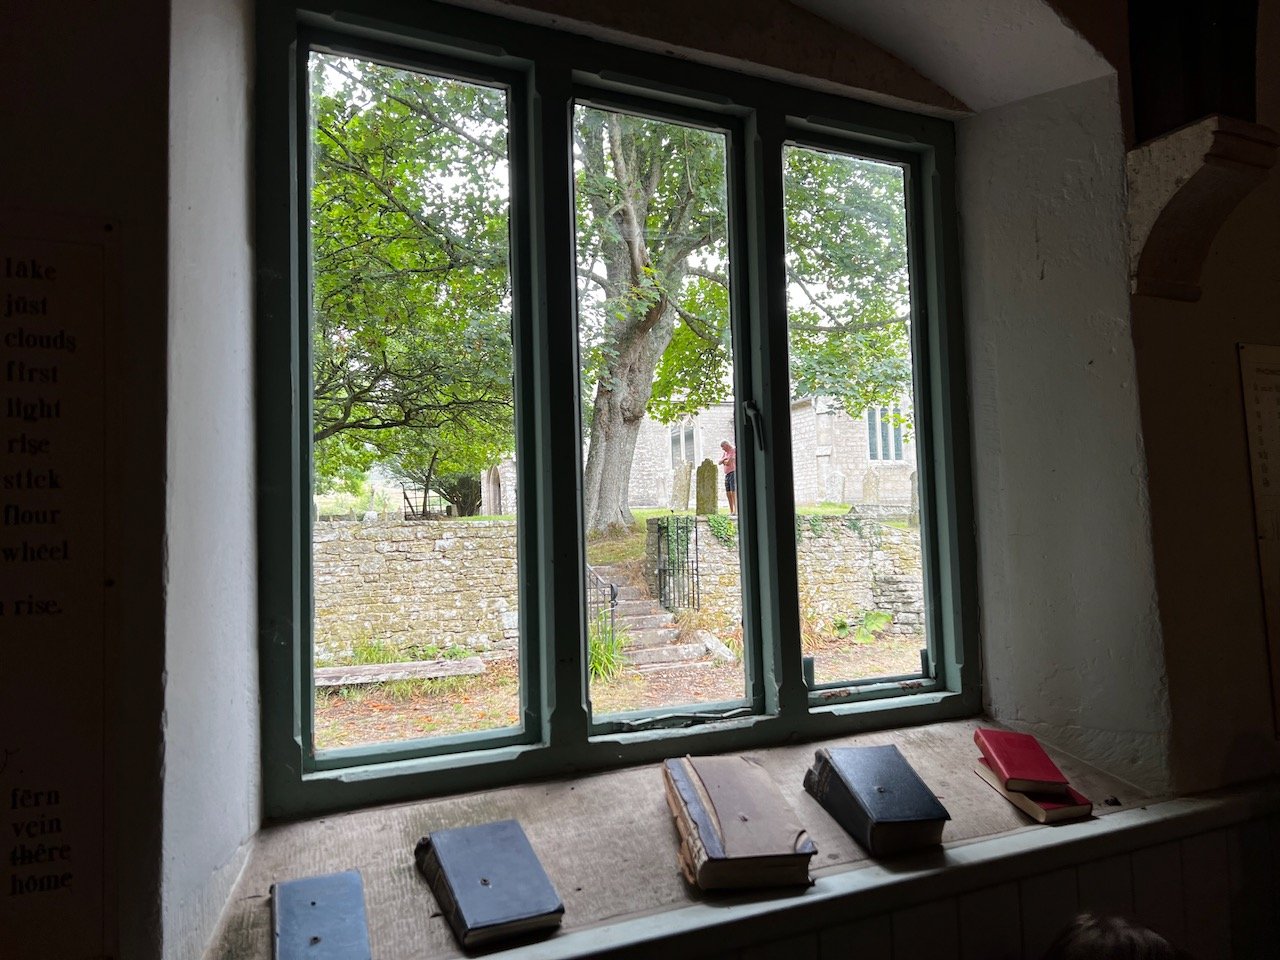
[415,819,564,949]
[803,745,950,857]
[271,869,372,960]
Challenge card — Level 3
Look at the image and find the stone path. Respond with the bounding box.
[589,563,711,671]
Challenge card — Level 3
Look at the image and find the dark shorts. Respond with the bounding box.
[724,470,736,493]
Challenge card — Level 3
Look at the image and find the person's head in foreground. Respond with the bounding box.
[1042,914,1187,960]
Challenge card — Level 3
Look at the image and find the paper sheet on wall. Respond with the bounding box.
[0,214,112,957]
[1239,343,1280,737]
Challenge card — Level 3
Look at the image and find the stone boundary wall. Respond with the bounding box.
[312,520,518,661]
[645,516,924,637]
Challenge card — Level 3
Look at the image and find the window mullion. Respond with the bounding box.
[528,62,590,747]
[747,111,807,719]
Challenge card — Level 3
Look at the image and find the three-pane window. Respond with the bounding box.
[258,6,975,811]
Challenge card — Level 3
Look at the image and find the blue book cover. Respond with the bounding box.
[271,869,372,960]
[415,819,564,949]
[804,745,950,857]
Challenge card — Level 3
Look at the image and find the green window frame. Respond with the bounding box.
[256,0,979,819]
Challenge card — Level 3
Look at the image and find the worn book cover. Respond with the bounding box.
[974,727,1070,794]
[662,755,817,889]
[974,758,1093,824]
[804,744,950,857]
[271,869,372,960]
[414,819,564,949]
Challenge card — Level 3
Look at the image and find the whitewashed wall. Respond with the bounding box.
[959,75,1171,793]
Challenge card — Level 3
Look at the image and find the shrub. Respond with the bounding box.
[587,612,627,682]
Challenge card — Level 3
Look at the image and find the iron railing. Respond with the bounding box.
[585,564,618,645]
[656,515,699,612]
[402,486,448,520]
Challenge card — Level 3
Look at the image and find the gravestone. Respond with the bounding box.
[824,471,846,503]
[909,470,920,527]
[861,468,880,506]
[672,461,693,511]
[696,459,719,515]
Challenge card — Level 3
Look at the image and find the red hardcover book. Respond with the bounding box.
[973,728,1070,794]
[975,759,1092,823]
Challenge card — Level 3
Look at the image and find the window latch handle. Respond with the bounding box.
[743,401,766,453]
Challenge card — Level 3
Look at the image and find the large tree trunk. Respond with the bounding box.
[582,303,675,533]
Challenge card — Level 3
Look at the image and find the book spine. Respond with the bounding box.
[414,838,470,946]
[804,758,873,853]
[973,730,1015,785]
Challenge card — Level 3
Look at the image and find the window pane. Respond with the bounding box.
[574,104,747,716]
[308,53,521,749]
[783,145,928,688]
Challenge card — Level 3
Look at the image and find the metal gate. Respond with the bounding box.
[657,516,699,612]
[585,564,618,645]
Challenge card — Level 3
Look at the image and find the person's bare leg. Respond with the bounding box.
[727,491,737,514]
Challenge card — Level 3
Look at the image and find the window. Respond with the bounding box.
[868,406,906,461]
[256,2,978,816]
[669,421,696,468]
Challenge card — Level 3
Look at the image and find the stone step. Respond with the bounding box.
[631,658,721,675]
[624,642,708,666]
[624,627,681,649]
[614,612,675,631]
[614,598,663,617]
[613,584,653,601]
[315,657,485,686]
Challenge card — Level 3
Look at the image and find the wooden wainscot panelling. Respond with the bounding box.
[1179,830,1232,960]
[958,884,1021,960]
[818,914,891,960]
[1227,818,1280,956]
[1075,853,1134,918]
[741,931,819,960]
[1131,842,1186,947]
[1019,868,1078,959]
[891,899,959,960]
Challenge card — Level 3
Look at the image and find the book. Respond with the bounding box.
[974,758,1093,823]
[414,819,564,949]
[973,727,1071,794]
[662,755,817,889]
[271,869,372,960]
[803,745,950,857]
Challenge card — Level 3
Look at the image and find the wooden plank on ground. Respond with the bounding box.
[314,658,485,686]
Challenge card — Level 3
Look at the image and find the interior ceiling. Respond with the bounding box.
[789,0,1113,111]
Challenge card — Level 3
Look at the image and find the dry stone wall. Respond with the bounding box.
[312,519,519,661]
[645,516,924,638]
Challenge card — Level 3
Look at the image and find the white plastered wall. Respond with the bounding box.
[959,75,1171,793]
[161,0,260,956]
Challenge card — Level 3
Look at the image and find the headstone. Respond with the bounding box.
[671,461,692,511]
[824,471,846,503]
[696,458,719,515]
[861,468,880,506]
[909,470,920,527]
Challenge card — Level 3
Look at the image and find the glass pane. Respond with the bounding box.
[783,145,928,687]
[573,105,747,716]
[308,52,520,749]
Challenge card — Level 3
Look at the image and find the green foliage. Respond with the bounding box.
[705,513,737,549]
[783,148,914,422]
[853,610,894,645]
[587,612,626,682]
[308,53,916,532]
[658,515,693,569]
[434,473,483,516]
[309,53,515,490]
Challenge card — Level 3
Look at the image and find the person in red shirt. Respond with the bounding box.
[718,440,737,515]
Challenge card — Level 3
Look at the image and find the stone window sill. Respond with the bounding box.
[207,719,1272,959]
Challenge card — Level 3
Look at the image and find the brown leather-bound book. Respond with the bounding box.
[662,755,817,890]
